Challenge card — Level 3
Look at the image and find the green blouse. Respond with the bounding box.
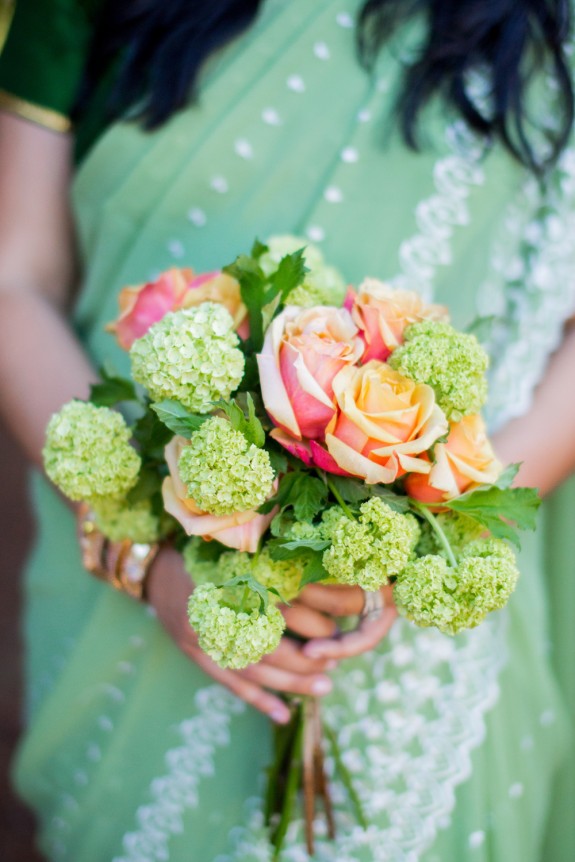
[0,0,109,159]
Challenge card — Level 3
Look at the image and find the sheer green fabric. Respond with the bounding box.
[8,1,575,860]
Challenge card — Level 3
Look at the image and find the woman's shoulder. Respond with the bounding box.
[0,0,103,132]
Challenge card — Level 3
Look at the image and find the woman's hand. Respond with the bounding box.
[287,583,397,661]
[146,546,338,725]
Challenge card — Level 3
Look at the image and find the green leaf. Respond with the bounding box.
[216,394,266,448]
[368,484,411,513]
[225,574,271,614]
[127,464,163,505]
[300,552,329,587]
[251,238,269,259]
[269,248,308,301]
[132,409,173,458]
[494,463,521,489]
[267,446,288,476]
[465,314,497,344]
[267,538,330,560]
[90,365,138,407]
[445,484,541,548]
[224,255,268,350]
[259,472,300,514]
[327,476,371,505]
[151,400,209,438]
[292,474,329,521]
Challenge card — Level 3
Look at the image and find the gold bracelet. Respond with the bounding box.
[77,504,160,602]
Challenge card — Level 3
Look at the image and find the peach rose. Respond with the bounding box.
[162,437,276,552]
[324,361,448,483]
[257,306,364,442]
[346,279,448,362]
[108,269,247,350]
[405,414,502,503]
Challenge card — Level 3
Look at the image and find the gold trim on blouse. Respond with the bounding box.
[0,89,71,133]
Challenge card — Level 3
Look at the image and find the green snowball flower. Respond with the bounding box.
[177,417,274,515]
[252,549,304,602]
[395,539,519,635]
[388,320,489,421]
[188,583,285,669]
[43,401,141,502]
[92,497,165,543]
[129,302,245,412]
[260,234,346,307]
[322,497,420,590]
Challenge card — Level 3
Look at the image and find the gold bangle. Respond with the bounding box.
[77,504,160,602]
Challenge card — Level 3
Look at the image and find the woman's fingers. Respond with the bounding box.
[281,604,338,639]
[303,587,397,660]
[184,643,292,724]
[298,583,365,617]
[260,637,337,674]
[240,661,333,697]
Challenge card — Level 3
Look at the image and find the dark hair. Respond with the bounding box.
[82,0,574,172]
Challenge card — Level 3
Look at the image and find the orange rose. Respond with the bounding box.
[108,269,247,350]
[325,361,448,483]
[405,414,502,503]
[162,437,276,552]
[346,279,448,362]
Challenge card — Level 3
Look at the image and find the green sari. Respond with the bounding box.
[1,1,574,859]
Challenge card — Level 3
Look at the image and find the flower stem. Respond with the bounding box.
[410,500,458,568]
[326,479,355,520]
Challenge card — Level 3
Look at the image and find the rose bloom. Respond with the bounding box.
[108,269,247,350]
[162,437,276,552]
[405,414,502,503]
[346,278,448,362]
[324,361,448,483]
[257,305,364,443]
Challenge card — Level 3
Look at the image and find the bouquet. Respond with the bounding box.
[43,236,540,857]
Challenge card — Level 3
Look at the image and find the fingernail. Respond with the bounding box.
[304,647,321,659]
[325,660,338,670]
[270,709,290,724]
[311,678,332,696]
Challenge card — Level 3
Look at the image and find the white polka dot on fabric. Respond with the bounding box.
[324,186,344,203]
[167,239,185,259]
[262,107,282,126]
[187,207,207,227]
[287,74,306,92]
[341,146,359,163]
[468,831,485,849]
[87,743,102,762]
[377,77,390,93]
[234,138,254,159]
[210,175,229,194]
[74,770,89,787]
[357,108,372,123]
[307,225,326,242]
[540,709,556,727]
[520,734,534,751]
[314,41,331,60]
[508,783,524,799]
[336,11,354,28]
[130,635,145,648]
[98,715,114,732]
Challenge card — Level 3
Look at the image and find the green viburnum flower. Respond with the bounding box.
[183,542,303,602]
[92,497,166,543]
[416,511,484,559]
[388,320,489,421]
[177,417,274,515]
[395,538,519,635]
[129,302,245,412]
[260,234,346,307]
[43,401,140,502]
[322,497,420,590]
[188,583,285,669]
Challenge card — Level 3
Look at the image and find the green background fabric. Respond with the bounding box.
[5,0,575,859]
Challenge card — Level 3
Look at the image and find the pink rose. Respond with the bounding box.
[162,437,276,552]
[346,279,448,362]
[405,414,502,503]
[324,361,448,483]
[257,306,364,442]
[108,269,247,350]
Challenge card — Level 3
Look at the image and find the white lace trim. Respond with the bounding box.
[112,686,245,862]
[393,120,486,301]
[219,615,507,862]
[479,146,575,430]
